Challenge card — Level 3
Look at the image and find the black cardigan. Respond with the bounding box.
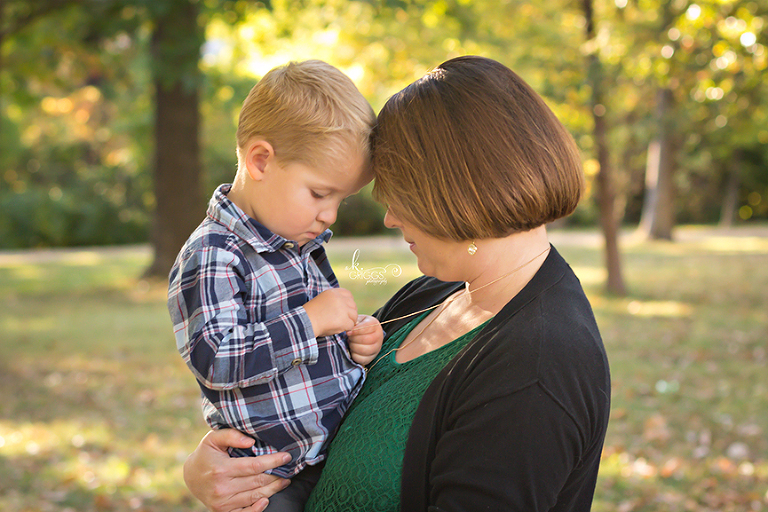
[373,246,611,511]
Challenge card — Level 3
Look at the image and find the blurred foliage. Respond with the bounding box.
[1,0,768,248]
[333,183,389,236]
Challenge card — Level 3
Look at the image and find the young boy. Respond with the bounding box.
[167,60,383,510]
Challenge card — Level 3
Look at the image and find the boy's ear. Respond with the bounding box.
[243,139,275,181]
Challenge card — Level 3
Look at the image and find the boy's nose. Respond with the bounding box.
[317,207,337,226]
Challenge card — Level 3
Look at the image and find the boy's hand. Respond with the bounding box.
[346,315,384,366]
[303,288,358,338]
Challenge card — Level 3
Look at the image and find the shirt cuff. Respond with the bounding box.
[264,306,319,371]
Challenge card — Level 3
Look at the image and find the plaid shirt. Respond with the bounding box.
[168,184,365,478]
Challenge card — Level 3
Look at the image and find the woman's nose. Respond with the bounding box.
[383,209,400,229]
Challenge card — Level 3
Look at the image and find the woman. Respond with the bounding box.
[183,55,611,512]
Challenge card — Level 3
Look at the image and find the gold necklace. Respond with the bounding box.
[363,246,550,373]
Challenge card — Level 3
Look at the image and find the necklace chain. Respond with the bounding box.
[362,246,550,372]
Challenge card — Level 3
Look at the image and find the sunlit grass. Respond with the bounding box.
[1,227,767,511]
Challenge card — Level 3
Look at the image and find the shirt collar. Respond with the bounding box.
[207,184,332,253]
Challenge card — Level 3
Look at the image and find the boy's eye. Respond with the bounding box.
[311,190,327,199]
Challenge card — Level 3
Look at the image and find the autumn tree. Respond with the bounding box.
[0,0,242,276]
[582,0,627,294]
[612,0,768,237]
[143,0,205,277]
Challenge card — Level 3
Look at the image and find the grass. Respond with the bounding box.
[0,227,766,512]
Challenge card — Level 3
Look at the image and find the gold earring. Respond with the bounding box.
[468,241,478,255]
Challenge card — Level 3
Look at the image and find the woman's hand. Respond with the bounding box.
[183,429,292,512]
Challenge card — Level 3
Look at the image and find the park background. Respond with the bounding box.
[1,0,767,511]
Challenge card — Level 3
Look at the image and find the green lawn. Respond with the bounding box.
[1,228,766,512]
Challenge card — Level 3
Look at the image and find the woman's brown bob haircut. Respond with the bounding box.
[372,55,584,240]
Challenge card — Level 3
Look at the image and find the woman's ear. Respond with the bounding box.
[243,139,275,181]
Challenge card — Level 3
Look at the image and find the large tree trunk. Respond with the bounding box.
[0,1,3,99]
[582,0,626,295]
[719,149,742,227]
[638,87,675,240]
[144,0,204,278]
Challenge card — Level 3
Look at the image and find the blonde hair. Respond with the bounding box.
[372,56,584,240]
[236,60,375,172]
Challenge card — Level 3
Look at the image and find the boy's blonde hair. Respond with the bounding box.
[236,60,375,172]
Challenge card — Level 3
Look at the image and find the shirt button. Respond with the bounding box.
[284,242,295,249]
[291,358,302,367]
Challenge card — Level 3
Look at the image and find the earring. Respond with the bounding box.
[468,241,478,255]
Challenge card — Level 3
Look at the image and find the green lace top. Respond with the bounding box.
[304,312,492,512]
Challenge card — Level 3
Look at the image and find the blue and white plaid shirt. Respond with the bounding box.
[168,184,365,478]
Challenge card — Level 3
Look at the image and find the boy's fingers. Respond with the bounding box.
[345,311,359,330]
[356,342,381,355]
[356,314,379,325]
[348,315,380,334]
[348,323,371,333]
[347,325,373,336]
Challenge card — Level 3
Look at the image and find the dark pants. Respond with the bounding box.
[264,462,324,512]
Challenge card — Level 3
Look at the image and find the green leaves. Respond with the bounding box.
[2,0,768,253]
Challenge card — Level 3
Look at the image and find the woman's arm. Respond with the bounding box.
[424,386,582,511]
[183,429,292,512]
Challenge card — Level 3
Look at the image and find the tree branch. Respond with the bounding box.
[0,0,78,40]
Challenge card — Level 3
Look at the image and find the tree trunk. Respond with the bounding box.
[144,0,204,278]
[582,0,626,295]
[719,149,742,227]
[638,87,675,240]
[0,1,3,108]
